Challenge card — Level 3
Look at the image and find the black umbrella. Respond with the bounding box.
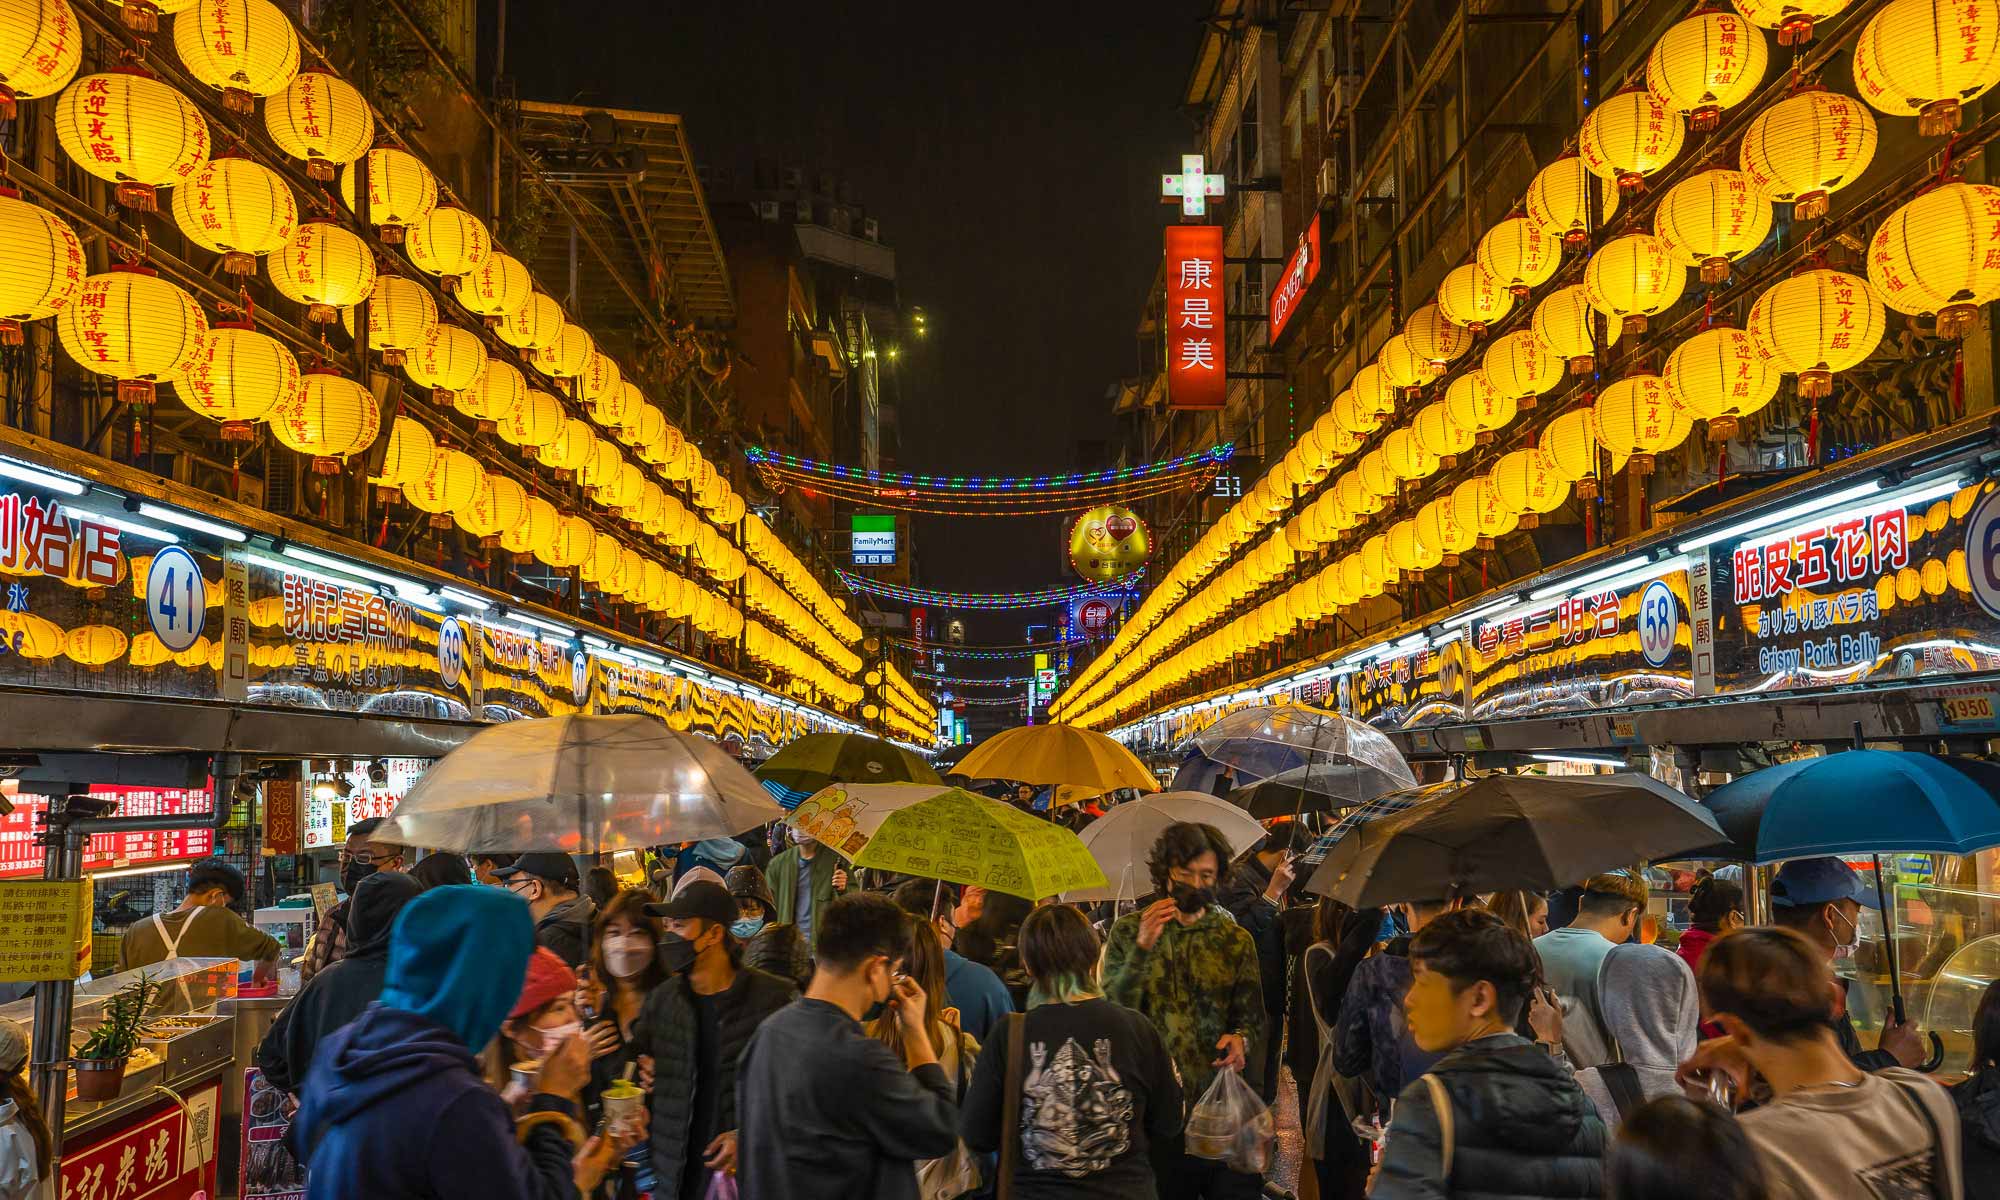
[1304,773,1724,908]
[1229,760,1416,819]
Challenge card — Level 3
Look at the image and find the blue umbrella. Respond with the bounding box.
[1702,750,2000,863]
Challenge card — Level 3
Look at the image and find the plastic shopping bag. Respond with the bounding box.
[1182,1065,1275,1174]
[703,1170,739,1200]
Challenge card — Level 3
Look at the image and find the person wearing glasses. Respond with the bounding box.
[302,818,407,984]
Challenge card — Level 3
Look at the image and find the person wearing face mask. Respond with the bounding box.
[492,852,597,969]
[1102,822,1264,1200]
[1766,857,1925,1071]
[117,858,280,978]
[492,949,587,1106]
[724,865,811,989]
[301,818,407,984]
[737,893,961,1200]
[579,892,665,1199]
[258,872,424,1094]
[623,881,795,1199]
[767,825,847,950]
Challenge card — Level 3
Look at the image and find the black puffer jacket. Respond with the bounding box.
[1371,1033,1606,1200]
[626,964,795,1199]
[1952,1070,2000,1184]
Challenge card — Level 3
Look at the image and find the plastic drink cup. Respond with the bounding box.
[602,1079,644,1131]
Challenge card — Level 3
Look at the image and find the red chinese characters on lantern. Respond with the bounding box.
[1165,224,1226,410]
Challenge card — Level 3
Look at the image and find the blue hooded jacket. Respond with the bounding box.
[292,886,579,1200]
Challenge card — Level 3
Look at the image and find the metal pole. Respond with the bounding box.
[29,787,87,1154]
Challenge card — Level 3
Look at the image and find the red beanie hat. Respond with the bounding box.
[509,947,577,1021]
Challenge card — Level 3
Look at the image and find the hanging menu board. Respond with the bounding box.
[0,785,215,880]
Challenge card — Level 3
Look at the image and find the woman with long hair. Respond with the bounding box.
[0,1020,51,1200]
[1484,890,1550,942]
[1303,900,1381,1200]
[959,905,1184,1198]
[869,913,969,1075]
[1951,978,2000,1182]
[1675,875,1743,975]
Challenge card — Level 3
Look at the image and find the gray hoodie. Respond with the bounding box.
[1574,942,1699,1128]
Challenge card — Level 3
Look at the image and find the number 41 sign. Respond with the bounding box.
[146,545,207,653]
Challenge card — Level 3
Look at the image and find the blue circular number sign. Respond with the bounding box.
[1638,579,1678,668]
[145,545,206,653]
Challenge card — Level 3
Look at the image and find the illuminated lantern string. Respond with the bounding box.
[1664,325,1780,441]
[1853,0,2000,135]
[263,68,372,181]
[1382,426,1440,489]
[1746,268,1885,398]
[341,273,438,366]
[1404,303,1473,371]
[1490,448,1569,529]
[1332,387,1382,437]
[55,69,211,211]
[170,0,299,115]
[1538,406,1603,498]
[540,516,592,569]
[175,321,299,441]
[368,415,435,497]
[1477,216,1561,297]
[405,322,488,406]
[1357,449,1399,502]
[1350,362,1399,417]
[1739,88,1877,219]
[457,472,526,547]
[1378,334,1431,391]
[460,357,527,431]
[576,349,624,408]
[1436,261,1514,334]
[1360,534,1393,590]
[1481,329,1564,409]
[0,0,84,119]
[1735,0,1853,46]
[458,251,531,327]
[170,155,297,276]
[1524,155,1617,246]
[539,417,597,475]
[1866,182,2000,338]
[1594,371,1691,475]
[1579,87,1684,194]
[404,447,482,526]
[1444,368,1517,445]
[273,369,378,473]
[1336,469,1383,521]
[631,404,670,461]
[268,218,376,323]
[1646,8,1769,131]
[496,290,564,353]
[1653,169,1773,284]
[338,146,438,243]
[1584,233,1688,333]
[404,205,491,295]
[1532,283,1622,376]
[56,267,207,406]
[503,495,559,558]
[1414,400,1474,467]
[1417,496,1475,565]
[0,191,85,345]
[534,320,595,383]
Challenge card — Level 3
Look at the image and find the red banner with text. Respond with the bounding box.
[1165,225,1226,410]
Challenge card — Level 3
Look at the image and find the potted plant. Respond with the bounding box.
[72,973,162,1101]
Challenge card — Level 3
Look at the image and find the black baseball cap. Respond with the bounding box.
[646,881,737,927]
[491,852,579,888]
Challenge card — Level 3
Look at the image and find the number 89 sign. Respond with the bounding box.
[1638,579,1678,668]
[145,545,207,653]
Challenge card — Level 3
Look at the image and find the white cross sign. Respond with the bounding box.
[1161,154,1227,218]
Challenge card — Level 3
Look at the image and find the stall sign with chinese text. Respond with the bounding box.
[1464,569,1696,721]
[0,786,214,880]
[1165,225,1226,410]
[60,1079,220,1200]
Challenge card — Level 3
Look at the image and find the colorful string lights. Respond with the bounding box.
[835,572,1144,610]
[748,445,1233,515]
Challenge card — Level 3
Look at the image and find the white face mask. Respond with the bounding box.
[529,1020,582,1056]
[603,936,655,980]
[1829,906,1862,960]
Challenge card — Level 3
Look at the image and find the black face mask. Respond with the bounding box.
[342,860,377,894]
[657,931,699,975]
[1169,881,1214,915]
[861,964,893,1022]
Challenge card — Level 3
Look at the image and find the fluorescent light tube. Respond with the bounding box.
[134,503,246,542]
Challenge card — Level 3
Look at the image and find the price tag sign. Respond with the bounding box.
[145,544,207,653]
[0,880,92,981]
[1937,689,2000,731]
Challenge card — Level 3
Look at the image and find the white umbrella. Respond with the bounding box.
[1064,791,1270,902]
[381,714,783,854]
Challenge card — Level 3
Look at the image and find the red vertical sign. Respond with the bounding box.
[1165,225,1226,410]
[263,779,299,857]
[910,607,928,648]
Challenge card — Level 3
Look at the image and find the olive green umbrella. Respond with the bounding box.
[755,732,941,808]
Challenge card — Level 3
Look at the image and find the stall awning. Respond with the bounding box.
[0,685,481,760]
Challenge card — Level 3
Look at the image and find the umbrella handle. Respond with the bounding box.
[1918,1031,1945,1074]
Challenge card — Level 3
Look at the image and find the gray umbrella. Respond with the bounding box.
[1303,772,1724,908]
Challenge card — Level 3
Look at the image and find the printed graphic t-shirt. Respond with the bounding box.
[1738,1069,1963,1200]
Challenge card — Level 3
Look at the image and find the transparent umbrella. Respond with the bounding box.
[1188,704,1415,800]
[1063,792,1268,902]
[381,714,784,854]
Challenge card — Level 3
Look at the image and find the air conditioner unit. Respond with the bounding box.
[1322,73,1359,131]
[1316,158,1338,204]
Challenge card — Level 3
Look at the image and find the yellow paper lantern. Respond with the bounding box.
[539,516,595,570]
[403,322,487,408]
[460,357,526,430]
[404,205,491,294]
[0,0,84,117]
[1539,406,1603,497]
[1477,216,1561,297]
[1337,553,1376,603]
[1418,497,1476,563]
[1736,0,1853,46]
[404,447,482,516]
[1361,534,1394,589]
[1331,388,1381,437]
[503,495,559,557]
[457,473,526,545]
[262,68,372,180]
[340,273,438,366]
[56,268,207,406]
[1854,0,2000,134]
[169,155,296,276]
[1336,470,1382,521]
[1584,233,1688,332]
[268,218,376,323]
[576,350,624,408]
[534,320,594,382]
[1579,87,1686,194]
[1358,449,1399,501]
[175,321,298,440]
[64,624,126,669]
[1404,303,1473,370]
[1490,449,1568,528]
[578,437,623,495]
[1663,326,1780,440]
[1436,261,1515,334]
[369,415,435,492]
[582,532,622,584]
[459,251,531,327]
[1444,369,1518,445]
[1739,88,1877,219]
[539,418,597,473]
[1866,182,2000,337]
[1525,154,1597,246]
[55,70,211,210]
[1593,372,1692,474]
[1746,268,1885,398]
[1531,283,1622,376]
[497,388,564,449]
[339,147,438,243]
[1414,401,1474,466]
[1350,362,1399,416]
[1481,329,1563,408]
[1385,519,1432,574]
[272,369,377,472]
[1452,476,1518,549]
[1653,170,1773,284]
[628,401,668,456]
[0,193,85,343]
[1646,9,1769,130]
[1378,334,1431,390]
[171,0,299,114]
[496,290,563,352]
[1382,427,1439,483]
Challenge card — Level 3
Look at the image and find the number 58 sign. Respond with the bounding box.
[145,545,207,653]
[1969,489,2000,621]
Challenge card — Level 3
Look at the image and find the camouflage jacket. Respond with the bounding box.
[1102,905,1265,1102]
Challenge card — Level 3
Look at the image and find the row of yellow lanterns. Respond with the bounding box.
[742,565,862,673]
[1055,0,1997,725]
[741,512,860,643]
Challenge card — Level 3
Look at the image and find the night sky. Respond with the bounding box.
[504,3,1210,656]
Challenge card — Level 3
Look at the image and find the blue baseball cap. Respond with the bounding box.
[1769,857,1882,909]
